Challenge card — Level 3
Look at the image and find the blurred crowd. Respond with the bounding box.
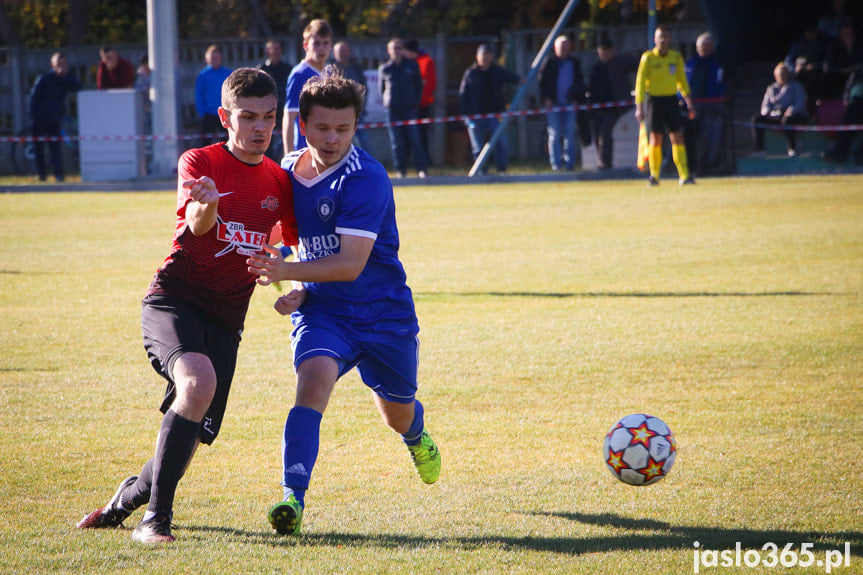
[25,3,863,182]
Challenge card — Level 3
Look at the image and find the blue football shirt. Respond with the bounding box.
[285,62,321,150]
[282,146,418,335]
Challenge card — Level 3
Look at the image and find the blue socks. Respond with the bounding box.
[281,406,322,507]
[280,401,425,506]
[401,400,425,446]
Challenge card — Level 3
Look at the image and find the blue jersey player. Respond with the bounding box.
[247,69,441,536]
[282,19,332,155]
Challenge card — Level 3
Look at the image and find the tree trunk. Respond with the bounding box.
[67,0,89,46]
[0,0,20,46]
[246,0,274,38]
[380,0,414,38]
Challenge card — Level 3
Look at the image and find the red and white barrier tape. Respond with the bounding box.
[3,97,860,141]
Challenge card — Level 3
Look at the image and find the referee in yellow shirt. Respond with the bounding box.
[635,26,695,185]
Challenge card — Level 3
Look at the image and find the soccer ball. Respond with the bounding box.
[603,413,676,486]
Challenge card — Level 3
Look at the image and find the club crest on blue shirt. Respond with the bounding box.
[317,197,335,221]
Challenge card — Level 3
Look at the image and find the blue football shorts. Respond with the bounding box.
[290,314,419,404]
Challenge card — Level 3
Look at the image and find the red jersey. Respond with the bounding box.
[416,52,436,108]
[147,143,297,333]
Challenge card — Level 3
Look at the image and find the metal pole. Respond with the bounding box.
[468,0,584,177]
[648,0,657,47]
[147,0,180,178]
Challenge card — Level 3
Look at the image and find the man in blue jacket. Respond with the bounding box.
[459,44,524,174]
[685,32,728,174]
[538,35,586,171]
[195,45,232,147]
[28,51,81,182]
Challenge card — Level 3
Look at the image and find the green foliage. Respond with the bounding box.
[1,0,581,47]
[6,0,70,47]
[0,175,861,573]
[84,0,147,45]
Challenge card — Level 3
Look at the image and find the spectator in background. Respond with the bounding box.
[458,43,525,174]
[135,55,152,172]
[587,37,634,170]
[822,64,863,164]
[332,40,370,150]
[135,55,151,119]
[784,23,830,114]
[379,37,427,178]
[750,62,808,157]
[195,44,232,147]
[403,39,436,165]
[283,19,333,154]
[824,24,863,99]
[538,35,586,171]
[818,0,853,38]
[28,51,81,182]
[97,46,135,89]
[134,55,151,99]
[259,39,291,161]
[685,32,727,175]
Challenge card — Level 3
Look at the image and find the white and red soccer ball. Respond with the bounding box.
[603,413,676,486]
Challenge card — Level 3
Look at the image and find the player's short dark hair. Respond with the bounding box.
[221,67,277,109]
[298,66,366,124]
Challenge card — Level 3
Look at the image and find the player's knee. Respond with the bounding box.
[377,400,414,434]
[171,353,218,415]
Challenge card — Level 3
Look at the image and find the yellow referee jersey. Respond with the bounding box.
[634,47,690,104]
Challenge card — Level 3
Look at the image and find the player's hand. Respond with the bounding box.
[635,106,644,122]
[274,288,306,315]
[182,177,220,204]
[247,243,286,286]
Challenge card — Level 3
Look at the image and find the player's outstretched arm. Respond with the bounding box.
[183,177,221,236]
[248,235,374,285]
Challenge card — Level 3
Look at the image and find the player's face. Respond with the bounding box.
[300,105,357,171]
[305,34,332,68]
[219,95,278,164]
[655,30,671,54]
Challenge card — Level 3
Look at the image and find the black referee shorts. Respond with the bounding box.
[141,293,241,445]
[646,95,684,135]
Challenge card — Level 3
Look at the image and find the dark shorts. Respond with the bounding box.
[141,293,241,444]
[646,95,683,135]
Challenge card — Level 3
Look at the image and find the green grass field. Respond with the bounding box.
[1,175,861,574]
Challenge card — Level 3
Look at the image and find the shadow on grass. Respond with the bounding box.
[181,512,861,557]
[416,290,848,299]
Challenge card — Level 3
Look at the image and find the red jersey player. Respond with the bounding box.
[76,68,297,544]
